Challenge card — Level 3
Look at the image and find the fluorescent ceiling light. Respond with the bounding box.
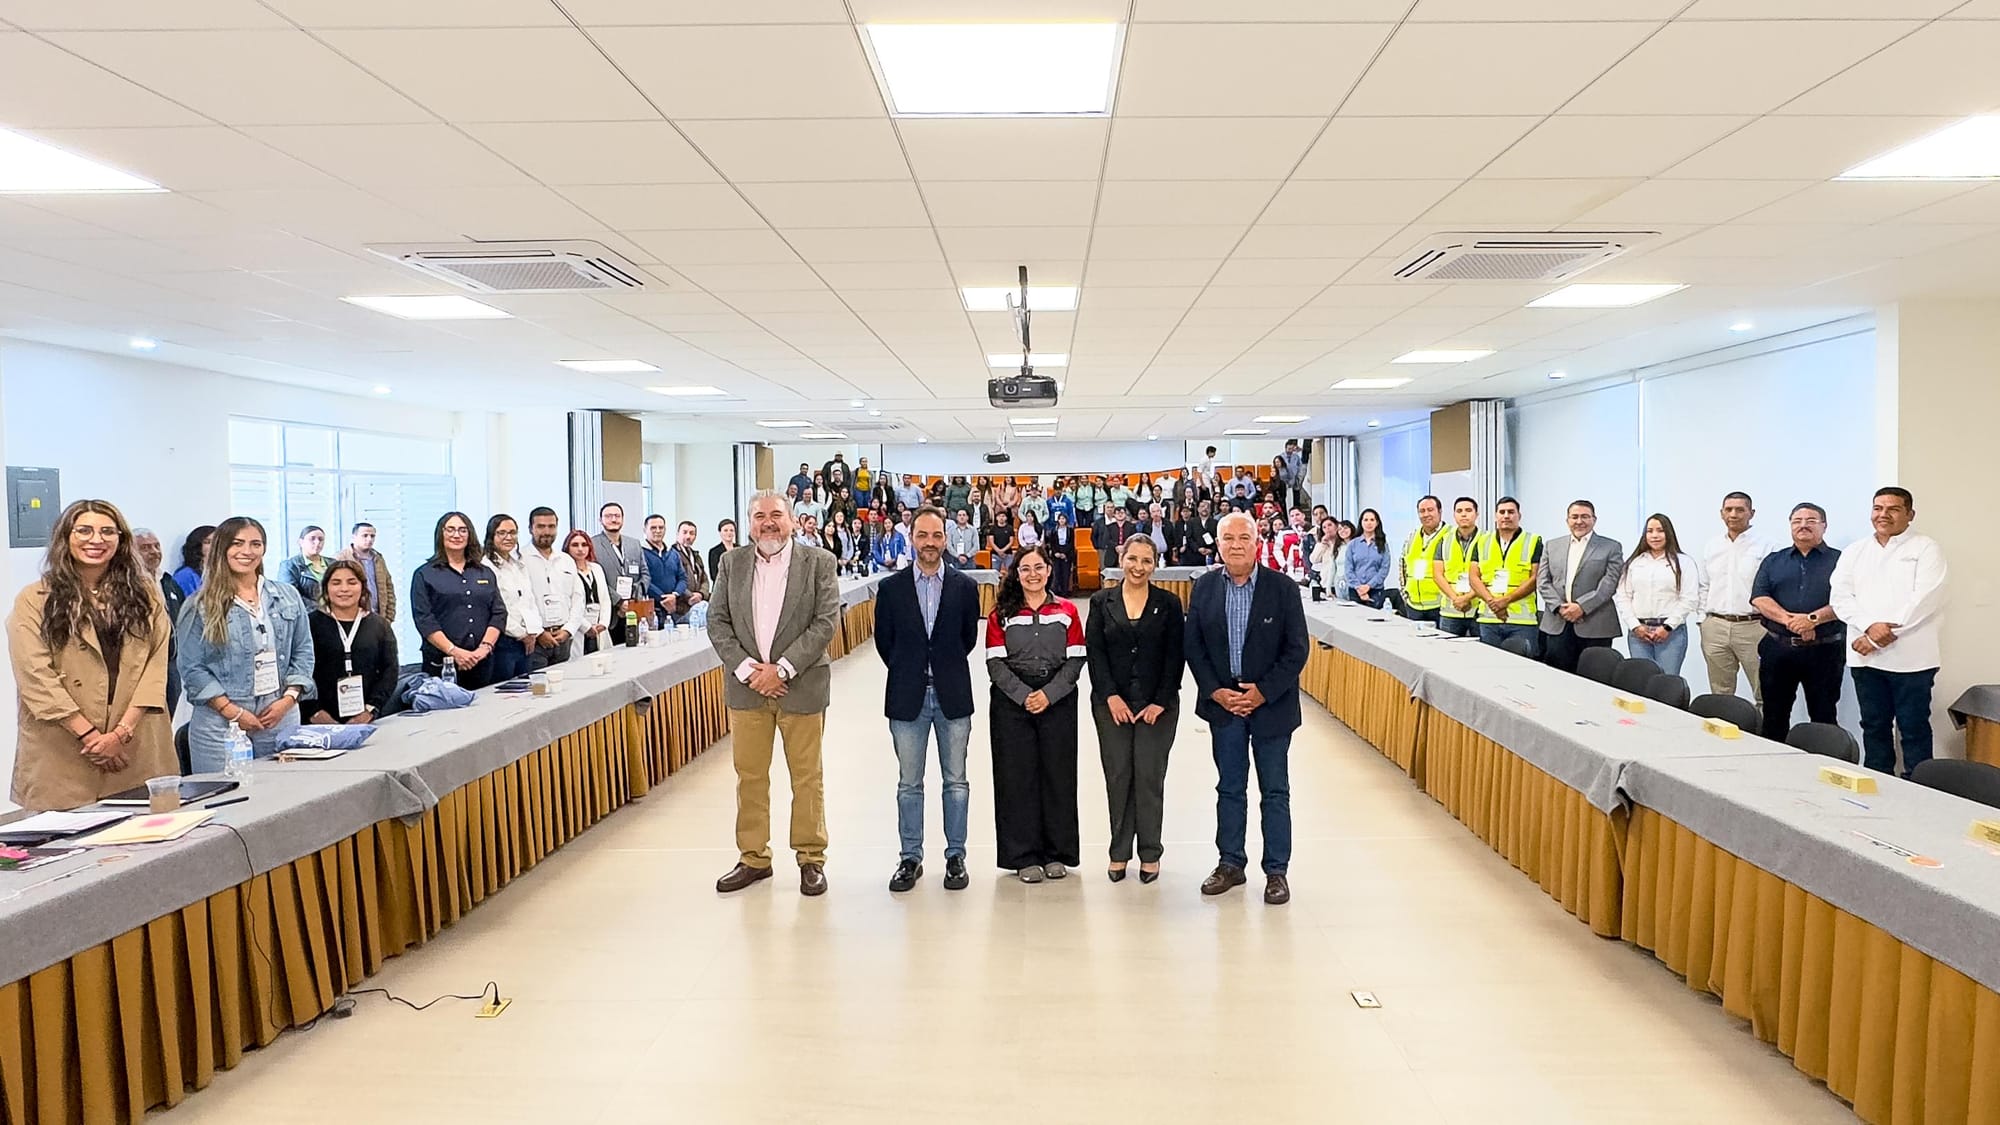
[1223,428,1270,436]
[1547,371,1567,381]
[1838,116,2000,180]
[1730,321,1755,332]
[1192,405,1209,414]
[1147,434,1159,441]
[1006,413,1059,422]
[757,420,813,429]
[1331,377,1411,390]
[868,409,882,417]
[372,385,392,396]
[1366,420,1381,428]
[1009,418,1059,427]
[987,353,1069,367]
[849,399,865,408]
[801,432,847,439]
[1254,414,1308,424]
[127,337,157,351]
[342,294,511,320]
[1207,395,1223,404]
[962,285,1078,312]
[559,359,658,374]
[1528,283,1684,309]
[917,437,929,444]
[649,385,727,397]
[866,24,1121,117]
[0,128,164,193]
[1392,349,1493,364]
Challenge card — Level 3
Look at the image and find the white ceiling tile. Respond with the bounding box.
[626,229,800,266]
[1579,180,1812,225]
[1484,116,1751,179]
[936,227,1090,262]
[563,0,850,21]
[897,118,1108,182]
[30,127,338,191]
[738,181,926,229]
[1083,258,1225,284]
[708,290,841,313]
[462,122,721,185]
[1136,0,1410,17]
[1192,286,1321,309]
[23,193,255,239]
[1105,118,1323,180]
[266,0,569,25]
[1679,0,1960,16]
[1735,181,1980,225]
[837,288,965,313]
[1116,22,1394,116]
[1895,185,2000,224]
[1095,181,1280,226]
[1081,288,1203,309]
[1661,116,1957,181]
[1091,226,1247,259]
[591,26,884,119]
[0,32,207,126]
[0,0,286,27]
[1569,21,1919,115]
[812,261,955,289]
[921,182,1098,227]
[321,29,657,122]
[1779,22,2000,115]
[380,185,605,240]
[560,184,766,230]
[1235,225,1404,259]
[46,30,430,124]
[1261,180,1458,225]
[246,125,535,188]
[1211,258,1354,286]
[1650,224,1858,258]
[783,228,942,263]
[1344,23,1654,116]
[1408,0,1682,16]
[681,119,911,183]
[1423,178,1642,226]
[1301,117,1540,182]
[951,260,1084,287]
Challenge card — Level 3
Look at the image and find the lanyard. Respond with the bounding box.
[334,611,366,675]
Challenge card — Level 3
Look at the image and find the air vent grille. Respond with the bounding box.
[1390,233,1654,283]
[366,240,652,293]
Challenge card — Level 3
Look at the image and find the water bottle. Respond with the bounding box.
[224,721,254,791]
[637,617,651,647]
[440,654,457,684]
[624,608,641,648]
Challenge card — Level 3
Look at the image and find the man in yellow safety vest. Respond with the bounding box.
[1470,496,1544,656]
[1396,495,1446,623]
[1429,496,1484,637]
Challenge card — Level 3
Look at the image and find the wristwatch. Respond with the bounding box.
[1805,611,1820,624]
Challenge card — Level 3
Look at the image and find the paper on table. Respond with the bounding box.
[1,809,129,835]
[73,809,213,847]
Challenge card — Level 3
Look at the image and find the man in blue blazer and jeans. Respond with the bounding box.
[1186,511,1310,905]
[875,506,983,893]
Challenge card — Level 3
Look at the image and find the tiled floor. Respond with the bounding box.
[167,636,1856,1124]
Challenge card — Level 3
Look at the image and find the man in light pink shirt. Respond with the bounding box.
[708,490,842,896]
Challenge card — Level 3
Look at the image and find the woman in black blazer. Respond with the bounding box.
[1084,535,1185,884]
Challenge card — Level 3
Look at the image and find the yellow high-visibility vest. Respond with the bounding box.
[1475,530,1543,626]
[1434,531,1482,619]
[1401,528,1445,610]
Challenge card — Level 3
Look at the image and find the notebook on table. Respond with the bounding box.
[99,779,237,807]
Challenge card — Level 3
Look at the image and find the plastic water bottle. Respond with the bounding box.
[224,721,254,792]
[440,655,457,684]
[637,617,651,647]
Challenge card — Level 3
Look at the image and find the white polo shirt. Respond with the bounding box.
[1699,529,1776,617]
[1828,529,1948,671]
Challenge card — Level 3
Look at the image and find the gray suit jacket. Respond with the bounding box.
[1537,534,1625,638]
[708,542,841,713]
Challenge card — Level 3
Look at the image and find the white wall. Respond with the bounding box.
[478,410,570,526]
[673,443,737,550]
[1512,381,1643,543]
[879,441,1187,476]
[1356,421,1433,546]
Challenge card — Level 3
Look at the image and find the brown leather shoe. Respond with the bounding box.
[800,863,828,897]
[715,863,772,893]
[1264,874,1291,905]
[1200,864,1246,896]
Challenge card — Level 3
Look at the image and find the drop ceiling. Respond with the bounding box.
[2,0,1999,443]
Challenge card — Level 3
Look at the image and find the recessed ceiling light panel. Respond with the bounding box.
[757,420,814,429]
[0,128,164,193]
[127,337,158,351]
[1331,377,1412,390]
[1392,349,1494,364]
[649,385,727,396]
[866,24,1122,117]
[1527,283,1684,309]
[560,359,658,373]
[1838,116,2000,180]
[962,285,1078,312]
[342,294,511,320]
[1223,428,1270,436]
[801,432,848,439]
[1253,414,1309,424]
[987,353,1069,367]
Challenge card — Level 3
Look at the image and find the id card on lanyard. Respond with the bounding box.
[245,595,281,697]
[334,612,368,718]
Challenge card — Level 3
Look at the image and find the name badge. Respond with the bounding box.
[615,576,634,600]
[541,590,562,612]
[1490,571,1510,595]
[336,674,366,718]
[1454,574,1473,594]
[252,650,280,697]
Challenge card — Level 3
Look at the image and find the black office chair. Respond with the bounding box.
[1786,722,1860,764]
[173,722,191,775]
[1610,656,1662,695]
[1690,693,1762,732]
[1577,647,1623,685]
[1498,632,1538,659]
[1910,759,2000,810]
[1644,673,1691,711]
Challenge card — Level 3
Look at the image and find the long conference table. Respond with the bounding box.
[5,574,1996,1125]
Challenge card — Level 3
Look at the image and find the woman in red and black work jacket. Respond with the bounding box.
[985,545,1086,884]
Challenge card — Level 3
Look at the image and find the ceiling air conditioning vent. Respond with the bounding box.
[839,420,905,434]
[1390,233,1654,283]
[365,240,653,293]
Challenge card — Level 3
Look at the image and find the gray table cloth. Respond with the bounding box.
[1947,684,2000,728]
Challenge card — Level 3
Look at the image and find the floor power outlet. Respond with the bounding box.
[475,996,512,1019]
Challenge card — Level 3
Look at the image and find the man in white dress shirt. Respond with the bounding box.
[522,506,583,668]
[1829,487,1948,778]
[1698,491,1777,704]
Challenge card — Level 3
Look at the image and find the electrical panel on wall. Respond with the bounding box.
[7,466,59,548]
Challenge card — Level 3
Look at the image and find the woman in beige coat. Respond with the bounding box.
[9,499,175,811]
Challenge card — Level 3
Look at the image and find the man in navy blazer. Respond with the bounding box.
[1186,511,1310,905]
[875,506,983,893]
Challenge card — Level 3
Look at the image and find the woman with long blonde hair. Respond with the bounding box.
[7,500,177,810]
[175,516,315,772]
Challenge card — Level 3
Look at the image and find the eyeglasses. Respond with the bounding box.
[72,527,121,541]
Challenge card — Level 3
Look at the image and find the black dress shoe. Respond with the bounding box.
[800,863,828,897]
[716,863,772,893]
[889,859,923,893]
[1264,874,1291,905]
[1139,868,1160,885]
[1200,864,1247,896]
[943,856,969,891]
[1107,866,1127,883]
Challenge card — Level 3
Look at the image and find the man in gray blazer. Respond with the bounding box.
[708,489,843,897]
[1536,499,1625,675]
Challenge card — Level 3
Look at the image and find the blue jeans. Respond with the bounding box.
[1479,622,1540,657]
[490,635,531,682]
[1211,716,1292,876]
[1438,613,1477,637]
[1851,666,1937,777]
[1627,625,1689,677]
[889,687,971,862]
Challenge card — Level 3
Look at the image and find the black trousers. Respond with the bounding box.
[1542,624,1613,675]
[990,689,1080,870]
[1093,700,1177,864]
[1758,637,1843,741]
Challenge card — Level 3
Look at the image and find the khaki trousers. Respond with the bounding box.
[731,701,828,868]
[1699,617,1765,704]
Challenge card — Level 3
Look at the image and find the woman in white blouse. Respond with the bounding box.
[1614,513,1703,676]
[564,530,613,657]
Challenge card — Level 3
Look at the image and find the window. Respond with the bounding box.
[228,419,455,659]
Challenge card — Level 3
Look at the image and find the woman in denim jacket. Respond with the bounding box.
[176,516,315,772]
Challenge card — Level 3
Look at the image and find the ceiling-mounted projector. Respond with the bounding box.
[985,435,1011,464]
[989,371,1058,408]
